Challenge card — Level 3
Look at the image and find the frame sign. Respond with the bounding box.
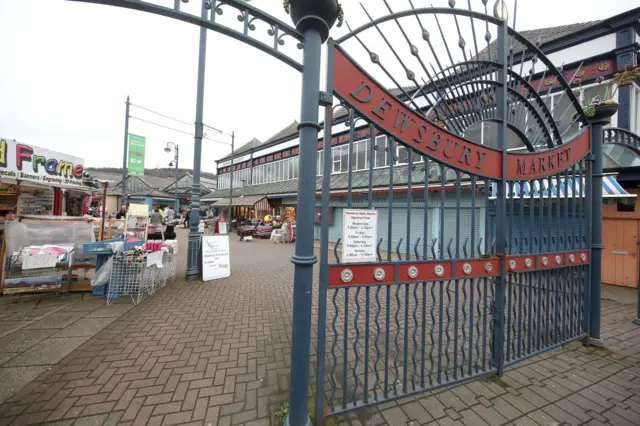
[341,209,378,263]
[202,235,230,281]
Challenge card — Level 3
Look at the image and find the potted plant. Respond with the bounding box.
[283,0,343,41]
[573,63,640,122]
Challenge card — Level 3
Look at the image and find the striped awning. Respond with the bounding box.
[490,175,635,199]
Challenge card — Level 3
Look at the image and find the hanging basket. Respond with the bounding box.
[572,100,619,123]
[286,0,340,42]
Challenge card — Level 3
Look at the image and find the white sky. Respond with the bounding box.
[0,0,636,174]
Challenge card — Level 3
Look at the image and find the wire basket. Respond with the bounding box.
[107,255,155,305]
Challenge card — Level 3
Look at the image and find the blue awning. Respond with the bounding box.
[490,175,635,199]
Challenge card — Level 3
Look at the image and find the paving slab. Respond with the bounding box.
[52,317,116,338]
[3,336,90,367]
[24,311,88,330]
[0,329,54,353]
[0,321,33,339]
[0,366,49,405]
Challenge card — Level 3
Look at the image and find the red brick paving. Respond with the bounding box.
[0,229,638,425]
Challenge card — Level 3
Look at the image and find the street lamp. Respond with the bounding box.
[164,141,180,215]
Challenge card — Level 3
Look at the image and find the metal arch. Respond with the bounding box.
[422,78,554,151]
[66,0,304,72]
[336,7,589,138]
[422,60,562,148]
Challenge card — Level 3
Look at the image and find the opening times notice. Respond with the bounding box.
[342,209,378,264]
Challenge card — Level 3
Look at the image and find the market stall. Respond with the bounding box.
[2,216,96,294]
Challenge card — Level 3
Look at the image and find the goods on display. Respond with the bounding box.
[3,243,74,295]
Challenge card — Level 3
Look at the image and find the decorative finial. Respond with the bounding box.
[493,0,508,21]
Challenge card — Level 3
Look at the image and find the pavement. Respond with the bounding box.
[0,228,637,425]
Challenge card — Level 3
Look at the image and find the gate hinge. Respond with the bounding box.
[319,91,333,107]
[585,153,596,162]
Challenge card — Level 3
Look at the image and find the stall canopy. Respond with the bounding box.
[212,195,269,209]
[490,175,635,199]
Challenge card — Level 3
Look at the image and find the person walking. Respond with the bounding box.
[150,208,163,226]
[184,208,191,228]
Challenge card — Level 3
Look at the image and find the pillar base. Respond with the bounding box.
[285,415,312,426]
[587,337,605,348]
[185,274,200,281]
[633,317,640,326]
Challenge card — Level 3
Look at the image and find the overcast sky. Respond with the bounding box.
[0,0,637,174]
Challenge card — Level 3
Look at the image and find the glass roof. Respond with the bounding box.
[603,144,640,169]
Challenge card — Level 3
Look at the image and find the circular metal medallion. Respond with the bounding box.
[525,258,533,268]
[569,254,575,263]
[555,255,562,265]
[408,266,419,279]
[463,263,472,275]
[580,253,587,262]
[541,256,548,266]
[509,260,516,271]
[374,267,386,281]
[434,264,445,277]
[484,262,493,273]
[341,269,353,283]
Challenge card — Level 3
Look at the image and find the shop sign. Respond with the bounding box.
[342,209,378,264]
[202,235,231,281]
[0,137,85,188]
[128,134,146,176]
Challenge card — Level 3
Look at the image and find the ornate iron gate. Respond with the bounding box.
[315,4,593,423]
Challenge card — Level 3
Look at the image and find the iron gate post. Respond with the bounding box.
[121,96,130,210]
[228,133,235,221]
[186,3,208,280]
[286,27,323,426]
[635,241,640,325]
[491,18,509,373]
[587,120,610,346]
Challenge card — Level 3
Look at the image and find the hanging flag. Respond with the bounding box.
[128,134,146,176]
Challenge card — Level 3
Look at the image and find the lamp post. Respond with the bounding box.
[121,96,130,210]
[164,142,180,214]
[228,131,235,221]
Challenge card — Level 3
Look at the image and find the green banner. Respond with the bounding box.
[128,134,146,176]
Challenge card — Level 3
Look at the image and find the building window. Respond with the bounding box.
[375,135,388,168]
[617,201,635,212]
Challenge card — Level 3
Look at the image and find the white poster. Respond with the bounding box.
[218,222,227,235]
[0,137,85,189]
[342,209,378,264]
[202,235,231,281]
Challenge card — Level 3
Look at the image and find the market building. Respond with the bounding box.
[207,8,640,287]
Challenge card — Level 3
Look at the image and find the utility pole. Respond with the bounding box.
[121,96,130,210]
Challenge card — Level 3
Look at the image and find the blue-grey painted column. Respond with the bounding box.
[174,145,180,214]
[614,27,637,130]
[588,120,608,347]
[121,96,130,210]
[286,27,322,426]
[635,241,640,326]
[492,19,509,373]
[228,132,235,221]
[186,3,208,280]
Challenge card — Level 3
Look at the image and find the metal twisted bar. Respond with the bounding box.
[68,0,304,71]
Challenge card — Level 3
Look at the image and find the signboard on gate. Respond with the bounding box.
[342,209,378,263]
[202,235,230,280]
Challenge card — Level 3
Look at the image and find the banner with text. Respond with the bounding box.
[128,134,146,176]
[0,136,85,189]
